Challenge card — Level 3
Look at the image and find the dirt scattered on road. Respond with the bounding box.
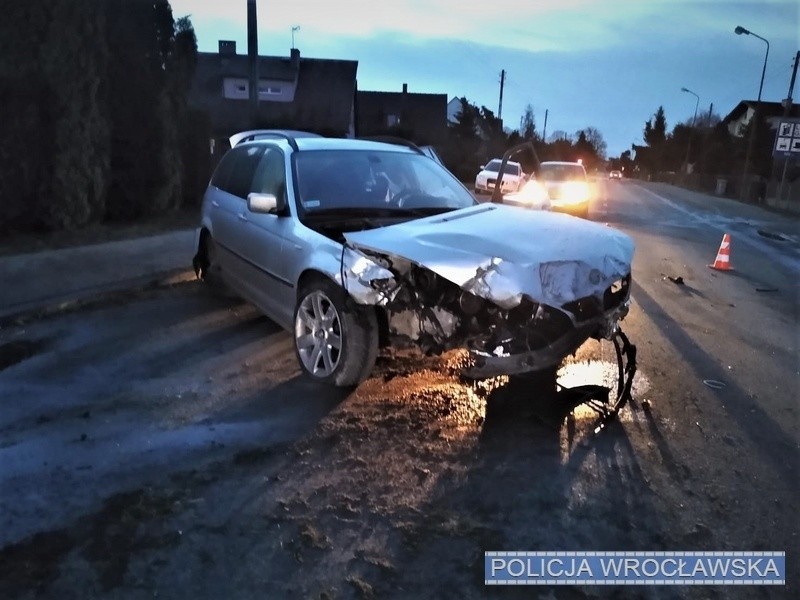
[1,284,796,598]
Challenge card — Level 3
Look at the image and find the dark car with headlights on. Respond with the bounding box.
[537,161,592,219]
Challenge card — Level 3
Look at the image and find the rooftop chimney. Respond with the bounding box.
[219,40,236,55]
[402,83,408,94]
[290,48,300,69]
[247,0,259,122]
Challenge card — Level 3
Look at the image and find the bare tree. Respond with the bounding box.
[577,127,607,160]
[519,104,537,140]
[548,130,571,143]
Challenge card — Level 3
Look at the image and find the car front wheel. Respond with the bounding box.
[194,234,230,296]
[293,277,378,387]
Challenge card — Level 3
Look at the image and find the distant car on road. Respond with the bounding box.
[474,159,525,195]
[609,170,623,179]
[535,161,591,219]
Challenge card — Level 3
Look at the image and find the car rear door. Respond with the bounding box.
[208,145,265,288]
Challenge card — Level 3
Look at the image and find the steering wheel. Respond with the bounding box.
[392,188,417,208]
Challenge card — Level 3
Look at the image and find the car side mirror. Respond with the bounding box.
[247,192,278,214]
[479,165,486,170]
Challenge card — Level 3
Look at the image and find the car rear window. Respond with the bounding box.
[538,164,586,182]
[211,145,265,198]
[485,160,520,176]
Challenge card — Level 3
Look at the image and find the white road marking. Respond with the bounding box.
[632,184,800,274]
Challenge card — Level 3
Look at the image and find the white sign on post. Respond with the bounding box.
[776,137,791,152]
[773,118,800,159]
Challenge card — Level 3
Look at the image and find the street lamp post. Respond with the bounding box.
[680,87,699,174]
[734,25,770,201]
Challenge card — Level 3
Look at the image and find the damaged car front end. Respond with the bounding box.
[341,204,634,382]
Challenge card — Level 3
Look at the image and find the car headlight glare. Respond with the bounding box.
[560,182,589,204]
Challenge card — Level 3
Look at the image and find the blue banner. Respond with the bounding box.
[485,551,785,585]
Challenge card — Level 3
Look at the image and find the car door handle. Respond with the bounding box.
[237,213,248,222]
[211,200,220,208]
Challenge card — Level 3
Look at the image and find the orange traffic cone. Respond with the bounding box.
[708,233,733,271]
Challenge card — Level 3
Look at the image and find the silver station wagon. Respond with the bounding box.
[193,131,635,388]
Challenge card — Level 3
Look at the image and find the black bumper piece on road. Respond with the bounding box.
[555,328,637,434]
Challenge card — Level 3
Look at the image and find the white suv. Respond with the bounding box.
[474,159,524,195]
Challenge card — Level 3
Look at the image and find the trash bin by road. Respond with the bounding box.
[715,178,727,196]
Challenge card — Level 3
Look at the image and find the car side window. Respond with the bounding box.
[251,147,287,201]
[210,150,237,191]
[226,145,265,199]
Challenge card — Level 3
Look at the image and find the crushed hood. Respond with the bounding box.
[343,204,634,309]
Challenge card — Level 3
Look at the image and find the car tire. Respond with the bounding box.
[293,276,378,387]
[195,235,230,296]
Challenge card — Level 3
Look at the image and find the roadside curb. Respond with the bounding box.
[0,268,196,328]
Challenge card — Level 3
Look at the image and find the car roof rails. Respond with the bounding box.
[356,136,425,155]
[229,130,321,151]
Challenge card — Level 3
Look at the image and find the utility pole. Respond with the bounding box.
[498,70,505,121]
[542,109,548,142]
[784,50,799,116]
[701,103,713,175]
[777,51,799,201]
[247,0,259,127]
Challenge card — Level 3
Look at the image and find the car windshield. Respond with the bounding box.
[294,150,476,215]
[484,160,520,176]
[538,164,587,182]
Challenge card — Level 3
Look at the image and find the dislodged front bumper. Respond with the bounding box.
[463,301,630,379]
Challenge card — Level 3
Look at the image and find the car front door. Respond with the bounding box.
[236,145,297,325]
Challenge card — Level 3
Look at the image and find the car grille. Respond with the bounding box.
[488,178,515,188]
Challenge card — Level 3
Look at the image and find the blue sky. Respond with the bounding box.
[170,0,799,156]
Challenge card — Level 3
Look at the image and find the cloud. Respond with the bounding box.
[171,0,662,53]
[171,0,799,155]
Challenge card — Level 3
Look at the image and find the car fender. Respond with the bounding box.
[194,215,215,249]
[293,238,349,296]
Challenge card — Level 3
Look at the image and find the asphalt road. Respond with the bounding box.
[1,182,798,599]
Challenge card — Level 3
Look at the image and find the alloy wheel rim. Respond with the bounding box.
[295,291,342,377]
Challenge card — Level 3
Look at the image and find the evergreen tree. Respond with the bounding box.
[450,98,480,142]
[573,131,598,170]
[171,16,206,206]
[644,106,668,147]
[444,98,482,180]
[104,0,184,220]
[0,0,199,231]
[479,106,506,159]
[41,0,110,229]
[0,0,51,232]
[642,106,668,173]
